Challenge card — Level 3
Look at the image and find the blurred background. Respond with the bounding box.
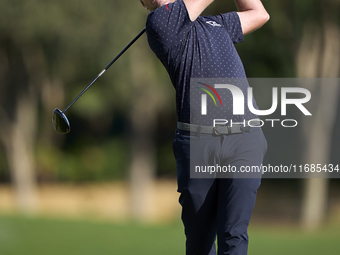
[0,0,340,254]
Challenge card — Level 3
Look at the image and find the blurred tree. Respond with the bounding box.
[0,0,175,217]
[0,0,70,213]
[126,5,176,220]
[296,0,340,230]
[0,0,125,211]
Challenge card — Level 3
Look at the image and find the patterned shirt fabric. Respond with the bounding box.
[146,0,258,125]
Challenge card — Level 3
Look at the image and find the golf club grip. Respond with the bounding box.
[63,28,146,113]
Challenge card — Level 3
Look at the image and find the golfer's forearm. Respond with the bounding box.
[233,0,269,35]
[233,0,265,12]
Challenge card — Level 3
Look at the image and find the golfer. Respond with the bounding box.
[141,0,269,254]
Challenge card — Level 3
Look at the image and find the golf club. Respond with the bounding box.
[52,27,146,134]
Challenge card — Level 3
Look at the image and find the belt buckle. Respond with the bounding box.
[213,125,230,135]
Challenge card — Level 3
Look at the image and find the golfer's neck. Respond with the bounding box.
[158,0,176,7]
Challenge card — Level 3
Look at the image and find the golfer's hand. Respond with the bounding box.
[234,0,270,35]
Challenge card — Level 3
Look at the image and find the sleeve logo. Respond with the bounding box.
[206,21,222,27]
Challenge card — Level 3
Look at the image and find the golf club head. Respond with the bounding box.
[52,108,70,134]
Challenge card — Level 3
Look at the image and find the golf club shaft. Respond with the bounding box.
[63,27,146,113]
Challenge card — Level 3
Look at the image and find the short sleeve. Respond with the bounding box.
[146,0,192,46]
[219,12,244,44]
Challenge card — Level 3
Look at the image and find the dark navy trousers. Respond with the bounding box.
[173,127,267,255]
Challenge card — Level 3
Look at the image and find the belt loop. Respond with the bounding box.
[197,125,201,139]
[227,125,231,135]
[240,119,244,134]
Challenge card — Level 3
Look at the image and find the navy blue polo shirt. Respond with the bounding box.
[146,0,258,124]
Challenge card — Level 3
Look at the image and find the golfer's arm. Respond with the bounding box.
[234,0,270,35]
[183,0,215,21]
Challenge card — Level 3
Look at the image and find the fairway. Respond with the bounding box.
[248,223,340,255]
[0,215,184,255]
[0,214,340,255]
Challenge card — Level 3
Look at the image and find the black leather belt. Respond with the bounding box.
[177,119,261,135]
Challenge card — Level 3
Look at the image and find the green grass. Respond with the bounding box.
[248,223,340,255]
[0,214,184,255]
[0,214,339,255]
